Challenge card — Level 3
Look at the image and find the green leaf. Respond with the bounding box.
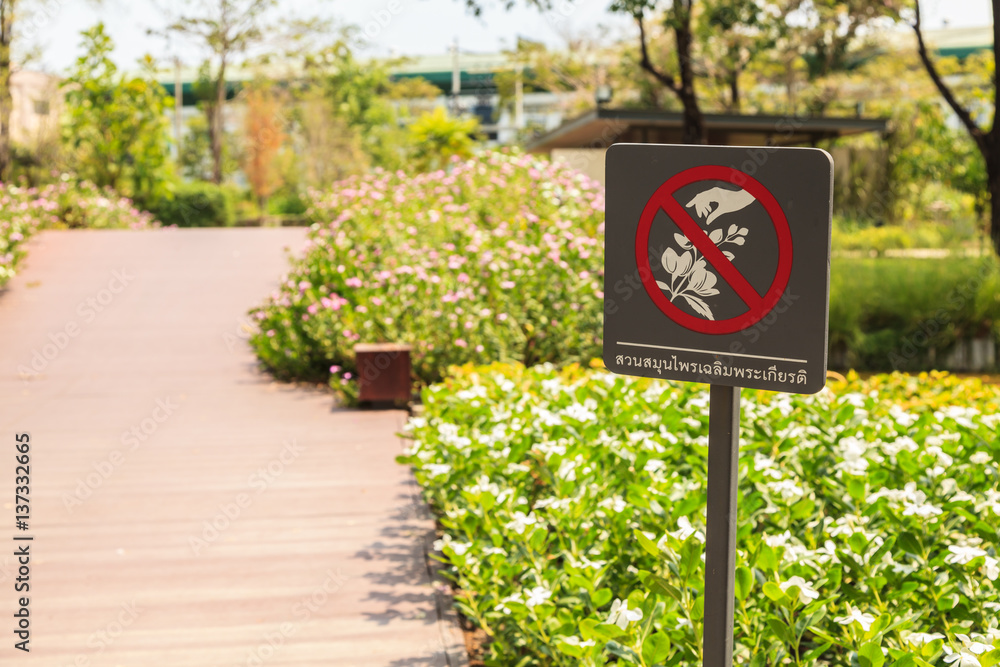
[592,588,612,608]
[897,532,922,555]
[802,643,832,662]
[762,581,786,603]
[860,641,885,667]
[591,622,626,641]
[848,531,870,556]
[605,640,642,664]
[735,566,754,601]
[691,596,705,621]
[635,529,660,556]
[847,476,867,501]
[641,632,671,665]
[936,593,959,611]
[869,535,896,564]
[767,617,793,643]
[757,544,780,572]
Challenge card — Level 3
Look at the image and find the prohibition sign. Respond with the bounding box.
[635,165,793,335]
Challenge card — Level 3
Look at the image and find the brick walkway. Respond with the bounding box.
[0,229,465,667]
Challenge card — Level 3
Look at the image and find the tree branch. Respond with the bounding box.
[913,0,988,154]
[636,12,678,92]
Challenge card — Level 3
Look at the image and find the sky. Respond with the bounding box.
[21,0,995,75]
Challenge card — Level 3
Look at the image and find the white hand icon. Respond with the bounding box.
[686,187,755,225]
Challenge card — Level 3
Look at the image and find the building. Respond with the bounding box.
[8,69,62,150]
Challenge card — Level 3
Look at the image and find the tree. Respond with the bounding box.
[0,0,13,181]
[165,0,275,184]
[407,107,479,172]
[242,83,285,211]
[613,0,708,143]
[61,24,171,203]
[695,0,780,112]
[913,0,1000,257]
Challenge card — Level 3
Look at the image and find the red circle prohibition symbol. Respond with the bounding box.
[635,165,793,335]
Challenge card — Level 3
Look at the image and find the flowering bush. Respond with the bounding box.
[400,364,1000,666]
[247,151,605,389]
[0,178,157,287]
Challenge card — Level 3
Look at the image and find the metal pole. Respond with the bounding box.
[174,56,183,163]
[703,384,740,667]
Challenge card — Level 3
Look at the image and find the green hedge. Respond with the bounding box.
[402,364,1000,666]
[150,181,236,227]
[830,256,1000,371]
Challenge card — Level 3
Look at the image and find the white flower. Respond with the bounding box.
[985,556,1000,581]
[559,635,596,647]
[834,606,876,632]
[562,402,597,422]
[644,459,667,473]
[525,586,552,607]
[494,592,522,614]
[779,576,820,604]
[946,545,988,565]
[449,542,470,556]
[955,634,993,655]
[598,495,628,513]
[905,632,945,647]
[764,531,791,548]
[424,463,452,477]
[669,516,704,543]
[882,436,918,456]
[889,405,919,427]
[605,598,643,629]
[505,511,537,535]
[970,451,992,465]
[902,501,943,518]
[944,649,983,667]
[767,479,805,502]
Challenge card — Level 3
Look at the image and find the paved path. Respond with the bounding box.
[0,229,465,667]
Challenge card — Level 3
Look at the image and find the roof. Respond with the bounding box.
[526,108,890,152]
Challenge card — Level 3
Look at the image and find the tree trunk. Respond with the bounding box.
[729,73,741,113]
[674,8,706,144]
[211,56,226,184]
[0,0,14,183]
[989,156,1000,259]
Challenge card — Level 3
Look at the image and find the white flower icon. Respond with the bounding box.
[605,598,644,629]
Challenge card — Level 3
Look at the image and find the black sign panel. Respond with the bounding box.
[603,143,833,394]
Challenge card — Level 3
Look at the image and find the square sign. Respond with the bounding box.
[603,143,833,394]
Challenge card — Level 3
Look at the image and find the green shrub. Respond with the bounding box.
[401,364,1000,666]
[1,178,157,286]
[150,181,236,227]
[249,155,1000,388]
[248,151,604,387]
[267,190,309,216]
[830,257,1000,370]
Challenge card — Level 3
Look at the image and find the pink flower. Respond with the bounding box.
[346,277,363,288]
[500,281,515,289]
[456,339,467,348]
[330,365,341,373]
[344,372,353,379]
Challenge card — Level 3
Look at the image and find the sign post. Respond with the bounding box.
[704,385,740,667]
[604,143,834,665]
